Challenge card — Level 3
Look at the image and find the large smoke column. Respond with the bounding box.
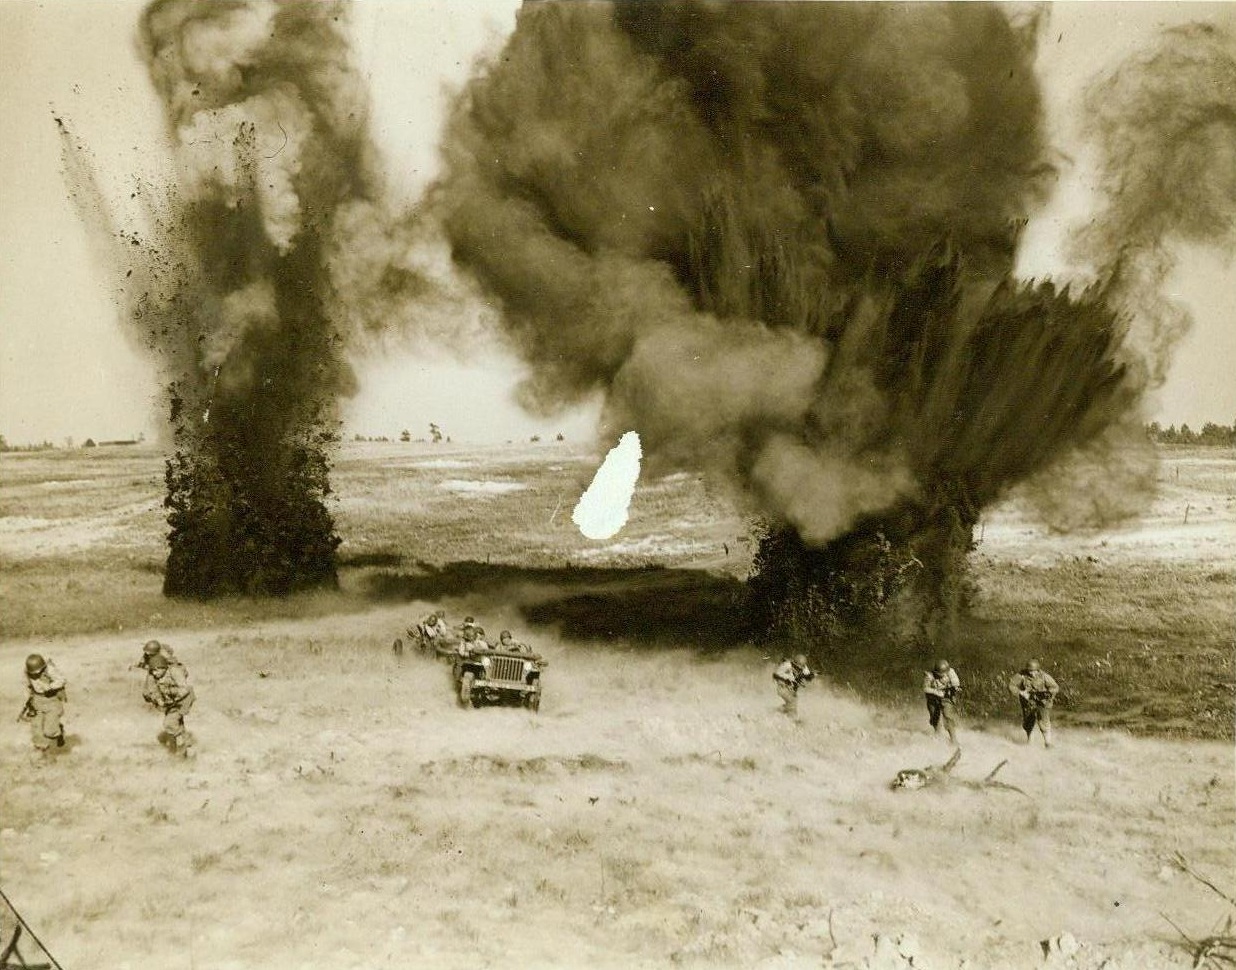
[130,0,426,596]
[432,2,1145,642]
[1022,22,1236,534]
[1075,23,1236,388]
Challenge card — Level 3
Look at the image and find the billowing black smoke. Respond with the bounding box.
[432,2,1192,642]
[124,0,428,597]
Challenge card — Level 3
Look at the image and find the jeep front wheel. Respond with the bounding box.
[525,691,541,713]
[459,672,475,709]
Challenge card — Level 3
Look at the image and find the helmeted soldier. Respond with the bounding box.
[421,611,449,642]
[457,625,480,657]
[923,660,961,745]
[772,654,815,717]
[497,630,531,654]
[143,654,196,756]
[1009,659,1059,747]
[135,639,178,672]
[22,654,67,755]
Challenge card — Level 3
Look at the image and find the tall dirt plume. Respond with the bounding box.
[434,2,1151,644]
[123,0,425,597]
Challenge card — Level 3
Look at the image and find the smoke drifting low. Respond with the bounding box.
[435,3,1234,641]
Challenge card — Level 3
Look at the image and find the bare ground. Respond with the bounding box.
[1,442,1233,968]
[1,603,1231,969]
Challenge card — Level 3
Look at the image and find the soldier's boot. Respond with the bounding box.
[55,730,66,748]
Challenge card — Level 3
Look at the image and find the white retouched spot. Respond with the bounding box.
[573,431,642,540]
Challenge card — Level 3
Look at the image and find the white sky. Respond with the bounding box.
[0,1,1232,446]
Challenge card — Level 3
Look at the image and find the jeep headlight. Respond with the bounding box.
[480,656,491,668]
[523,661,533,675]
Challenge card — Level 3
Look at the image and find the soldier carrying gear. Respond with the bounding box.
[923,659,962,746]
[143,654,196,756]
[773,654,815,717]
[1008,659,1059,748]
[22,654,67,754]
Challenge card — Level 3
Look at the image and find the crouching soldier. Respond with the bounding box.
[22,654,67,755]
[144,654,195,756]
[1009,659,1059,748]
[923,660,961,746]
[773,654,815,718]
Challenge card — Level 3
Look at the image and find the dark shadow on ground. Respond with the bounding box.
[361,561,752,650]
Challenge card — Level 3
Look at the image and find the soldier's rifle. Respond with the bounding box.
[14,698,35,722]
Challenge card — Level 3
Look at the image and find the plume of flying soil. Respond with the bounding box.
[111,0,433,597]
[434,4,1232,645]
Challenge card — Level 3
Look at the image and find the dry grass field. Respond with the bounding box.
[1,440,1233,969]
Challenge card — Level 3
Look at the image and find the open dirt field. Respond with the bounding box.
[1,441,1233,968]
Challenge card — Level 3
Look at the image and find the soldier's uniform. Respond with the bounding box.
[923,661,961,745]
[1009,661,1059,747]
[422,613,449,642]
[23,655,67,753]
[773,655,815,717]
[144,657,196,755]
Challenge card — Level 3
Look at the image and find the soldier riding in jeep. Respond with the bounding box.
[453,628,548,711]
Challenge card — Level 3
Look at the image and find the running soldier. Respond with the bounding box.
[21,654,67,755]
[1009,659,1059,747]
[143,654,196,756]
[923,660,961,745]
[772,654,815,717]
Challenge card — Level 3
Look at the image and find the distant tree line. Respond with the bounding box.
[0,435,57,453]
[1146,421,1236,446]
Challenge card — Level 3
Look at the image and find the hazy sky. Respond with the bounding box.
[0,1,1232,446]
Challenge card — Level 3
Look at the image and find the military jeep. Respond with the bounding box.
[453,646,548,711]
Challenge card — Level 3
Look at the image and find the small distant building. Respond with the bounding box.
[83,438,97,448]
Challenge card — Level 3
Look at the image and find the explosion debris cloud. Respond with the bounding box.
[124,0,429,596]
[434,1,1194,640]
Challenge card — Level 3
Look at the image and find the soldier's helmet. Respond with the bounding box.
[793,654,808,666]
[148,654,170,673]
[1025,659,1041,672]
[463,616,476,626]
[934,660,951,673]
[143,640,162,657]
[25,654,46,676]
[499,630,513,643]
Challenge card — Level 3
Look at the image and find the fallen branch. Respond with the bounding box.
[890,749,1028,796]
[1174,852,1236,909]
[1161,852,1236,969]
